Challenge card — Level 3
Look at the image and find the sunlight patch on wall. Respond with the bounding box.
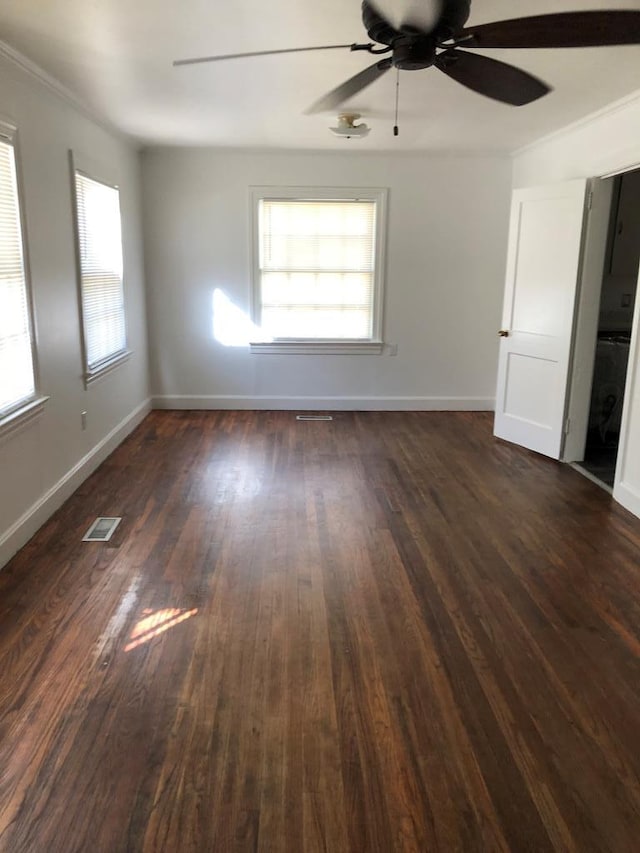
[212,288,270,347]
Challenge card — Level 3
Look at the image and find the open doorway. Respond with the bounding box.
[577,170,640,487]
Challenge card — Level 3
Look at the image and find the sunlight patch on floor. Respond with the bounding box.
[124,607,198,652]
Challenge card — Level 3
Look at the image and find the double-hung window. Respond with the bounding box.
[0,125,39,425]
[72,166,128,381]
[251,187,387,353]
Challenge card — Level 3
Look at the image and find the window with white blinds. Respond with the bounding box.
[252,189,386,349]
[73,171,127,374]
[0,132,36,419]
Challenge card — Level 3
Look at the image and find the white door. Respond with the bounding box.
[494,179,589,459]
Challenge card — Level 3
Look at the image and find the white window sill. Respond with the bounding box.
[85,350,132,386]
[250,341,384,355]
[0,395,49,442]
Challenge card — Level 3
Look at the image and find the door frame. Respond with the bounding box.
[562,178,614,462]
[615,269,640,515]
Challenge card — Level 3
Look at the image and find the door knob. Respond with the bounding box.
[498,330,510,337]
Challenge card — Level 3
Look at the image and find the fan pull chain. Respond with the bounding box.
[394,69,400,137]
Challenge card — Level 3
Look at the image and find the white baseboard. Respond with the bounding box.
[0,398,152,570]
[613,480,640,521]
[151,395,495,412]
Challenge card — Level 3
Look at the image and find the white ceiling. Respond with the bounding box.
[1,0,640,152]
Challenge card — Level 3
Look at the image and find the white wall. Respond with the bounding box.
[142,148,511,411]
[0,53,150,569]
[513,91,640,519]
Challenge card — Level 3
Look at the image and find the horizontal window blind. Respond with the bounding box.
[258,199,377,340]
[0,136,35,417]
[74,172,126,371]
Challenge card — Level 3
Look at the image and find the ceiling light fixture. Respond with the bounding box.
[330,113,370,139]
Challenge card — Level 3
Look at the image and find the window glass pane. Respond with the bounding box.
[74,172,126,370]
[0,136,35,416]
[262,307,372,339]
[258,199,378,340]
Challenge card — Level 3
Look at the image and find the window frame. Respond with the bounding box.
[70,153,130,385]
[249,186,387,354]
[0,120,47,438]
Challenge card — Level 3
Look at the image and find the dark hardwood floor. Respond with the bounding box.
[1,410,640,852]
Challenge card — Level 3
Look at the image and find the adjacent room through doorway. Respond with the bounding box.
[579,169,640,488]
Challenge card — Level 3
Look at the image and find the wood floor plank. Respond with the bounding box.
[1,410,640,851]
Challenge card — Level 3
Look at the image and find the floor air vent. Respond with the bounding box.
[296,415,333,421]
[82,517,122,542]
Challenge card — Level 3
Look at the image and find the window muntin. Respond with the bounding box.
[0,132,36,418]
[73,171,127,374]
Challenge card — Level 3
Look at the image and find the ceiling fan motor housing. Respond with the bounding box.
[392,36,437,69]
[361,0,471,46]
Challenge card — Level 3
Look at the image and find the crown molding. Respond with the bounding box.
[512,87,640,159]
[0,39,137,146]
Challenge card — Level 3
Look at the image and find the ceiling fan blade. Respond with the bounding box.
[305,57,393,114]
[173,44,354,67]
[456,11,640,50]
[435,49,550,106]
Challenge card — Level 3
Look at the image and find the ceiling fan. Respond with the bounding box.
[174,1,640,112]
